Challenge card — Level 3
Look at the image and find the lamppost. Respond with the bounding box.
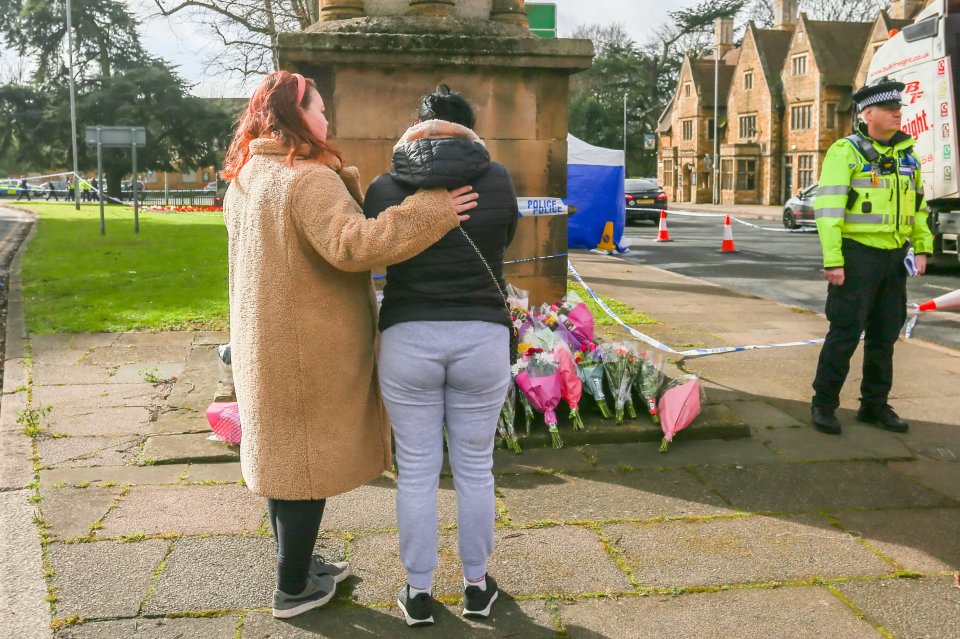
[623,92,628,175]
[712,46,719,205]
[65,0,80,211]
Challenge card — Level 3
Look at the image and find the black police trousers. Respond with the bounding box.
[812,238,907,410]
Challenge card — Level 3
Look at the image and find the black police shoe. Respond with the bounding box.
[856,404,909,432]
[811,406,842,435]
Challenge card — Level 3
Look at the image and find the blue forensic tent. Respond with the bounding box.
[565,134,626,249]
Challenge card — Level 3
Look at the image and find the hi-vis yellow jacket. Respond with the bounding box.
[814,126,934,268]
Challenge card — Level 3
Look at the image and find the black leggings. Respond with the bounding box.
[267,498,327,594]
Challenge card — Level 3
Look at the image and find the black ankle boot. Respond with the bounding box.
[856,404,908,432]
[811,406,841,435]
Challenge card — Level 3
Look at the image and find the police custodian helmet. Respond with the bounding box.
[853,77,907,111]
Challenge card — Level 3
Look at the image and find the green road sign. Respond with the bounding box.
[527,2,557,39]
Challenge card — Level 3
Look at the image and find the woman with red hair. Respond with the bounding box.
[222,70,477,619]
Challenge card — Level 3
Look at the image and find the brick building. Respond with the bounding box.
[780,16,873,200]
[658,48,737,203]
[720,22,792,205]
[658,0,934,206]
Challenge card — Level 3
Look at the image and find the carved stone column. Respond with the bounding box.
[406,0,455,18]
[318,0,364,21]
[490,0,527,27]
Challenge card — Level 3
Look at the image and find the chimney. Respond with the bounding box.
[889,0,928,20]
[773,0,798,29]
[715,17,734,60]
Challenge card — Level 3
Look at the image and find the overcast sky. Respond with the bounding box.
[132,0,700,97]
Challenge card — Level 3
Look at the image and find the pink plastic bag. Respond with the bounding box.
[205,401,242,445]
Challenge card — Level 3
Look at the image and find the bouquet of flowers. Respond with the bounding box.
[496,383,522,453]
[558,290,595,345]
[506,283,529,312]
[511,356,537,434]
[553,342,585,430]
[658,375,704,452]
[600,342,641,424]
[635,350,665,424]
[576,342,612,419]
[515,351,564,448]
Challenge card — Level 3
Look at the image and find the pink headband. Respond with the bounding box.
[293,73,306,105]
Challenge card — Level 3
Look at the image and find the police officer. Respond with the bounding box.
[810,78,934,435]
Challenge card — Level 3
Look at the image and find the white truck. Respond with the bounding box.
[867,0,960,264]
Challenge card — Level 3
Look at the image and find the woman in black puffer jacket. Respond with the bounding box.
[363,85,518,627]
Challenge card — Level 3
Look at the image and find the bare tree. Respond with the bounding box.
[148,0,318,85]
[747,0,892,25]
[570,23,634,56]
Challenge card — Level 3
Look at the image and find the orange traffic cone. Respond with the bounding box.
[655,210,672,242]
[718,215,738,253]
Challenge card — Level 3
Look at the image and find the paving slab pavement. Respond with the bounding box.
[3,239,960,637]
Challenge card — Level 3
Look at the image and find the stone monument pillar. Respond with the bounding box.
[279,0,593,302]
[318,0,364,21]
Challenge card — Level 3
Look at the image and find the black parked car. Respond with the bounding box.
[783,183,817,229]
[625,178,668,223]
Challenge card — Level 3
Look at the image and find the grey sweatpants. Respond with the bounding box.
[379,321,510,589]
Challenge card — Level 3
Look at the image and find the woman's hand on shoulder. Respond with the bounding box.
[449,185,478,222]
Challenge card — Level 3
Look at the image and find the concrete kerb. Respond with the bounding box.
[0,206,52,639]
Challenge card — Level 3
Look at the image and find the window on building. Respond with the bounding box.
[707,119,715,141]
[826,103,837,129]
[798,154,814,189]
[181,172,197,183]
[663,160,674,188]
[736,159,757,190]
[721,159,734,190]
[744,71,753,90]
[684,82,691,97]
[682,120,694,140]
[739,115,757,139]
[791,104,813,130]
[792,54,807,75]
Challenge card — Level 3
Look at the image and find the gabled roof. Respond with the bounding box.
[803,17,874,86]
[751,24,793,87]
[690,52,738,108]
[878,9,913,33]
[657,99,674,133]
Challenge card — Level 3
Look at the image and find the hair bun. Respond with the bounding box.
[435,84,452,96]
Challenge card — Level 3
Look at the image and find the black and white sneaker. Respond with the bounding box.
[463,575,499,618]
[272,574,336,619]
[310,554,352,584]
[397,585,434,627]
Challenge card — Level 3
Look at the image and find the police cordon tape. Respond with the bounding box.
[566,261,825,360]
[628,206,815,234]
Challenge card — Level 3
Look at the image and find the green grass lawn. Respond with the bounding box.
[7,202,653,334]
[10,202,229,333]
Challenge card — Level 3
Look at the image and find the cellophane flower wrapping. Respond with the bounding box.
[553,342,584,430]
[511,357,536,435]
[506,283,529,313]
[515,353,565,448]
[206,402,242,445]
[496,382,521,453]
[600,342,639,424]
[657,374,705,452]
[635,350,665,424]
[559,290,595,344]
[576,343,612,419]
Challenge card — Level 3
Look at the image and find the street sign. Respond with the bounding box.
[84,125,147,235]
[84,126,146,148]
[526,2,557,39]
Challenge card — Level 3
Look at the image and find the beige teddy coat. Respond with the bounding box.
[223,138,460,500]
